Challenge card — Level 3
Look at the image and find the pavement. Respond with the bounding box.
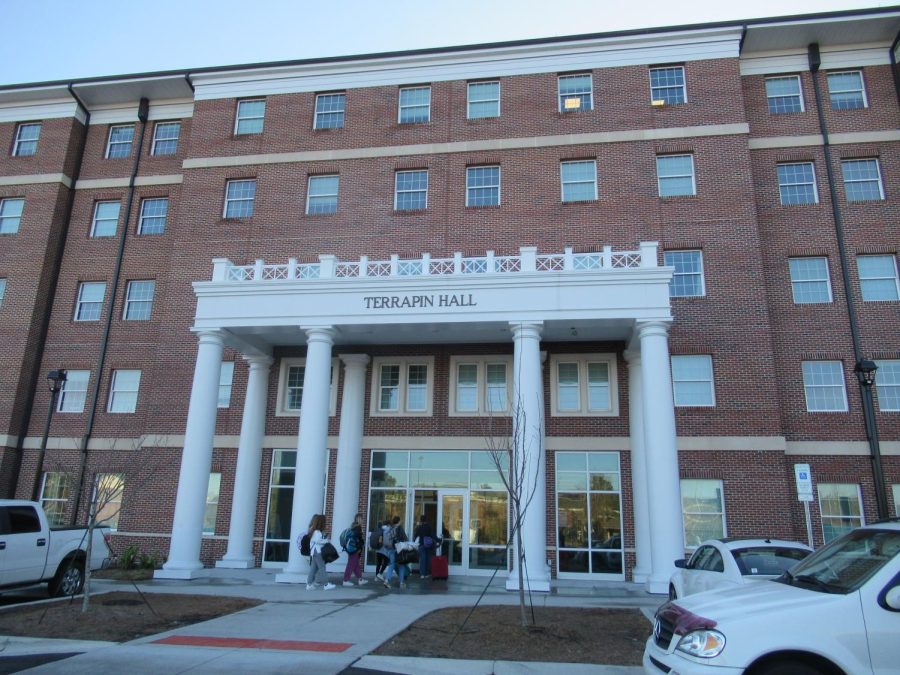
[0,568,664,674]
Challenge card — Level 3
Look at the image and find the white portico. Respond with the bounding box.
[156,243,683,594]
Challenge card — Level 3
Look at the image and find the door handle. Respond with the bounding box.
[37,538,46,547]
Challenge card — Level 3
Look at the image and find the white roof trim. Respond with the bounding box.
[740,43,893,75]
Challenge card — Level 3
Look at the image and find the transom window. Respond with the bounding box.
[467,81,500,119]
[777,162,818,205]
[0,197,24,234]
[664,250,705,297]
[466,166,500,207]
[107,369,141,413]
[560,160,597,202]
[275,358,338,416]
[13,123,41,156]
[223,179,256,218]
[449,356,512,416]
[151,121,180,155]
[75,282,105,321]
[827,71,867,110]
[123,280,155,320]
[656,154,695,197]
[138,197,168,235]
[558,73,592,112]
[766,75,804,114]
[94,473,124,530]
[789,257,832,304]
[58,369,90,413]
[857,255,899,301]
[819,483,863,543]
[106,125,134,158]
[549,354,618,416]
[671,355,715,407]
[306,175,339,215]
[235,99,265,135]
[314,93,346,129]
[40,472,69,527]
[395,170,428,210]
[681,479,725,547]
[841,158,884,202]
[801,361,848,412]
[370,357,434,416]
[875,360,900,412]
[91,201,120,237]
[398,86,431,124]
[218,362,235,408]
[649,66,686,105]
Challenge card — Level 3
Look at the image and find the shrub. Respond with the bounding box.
[120,544,140,570]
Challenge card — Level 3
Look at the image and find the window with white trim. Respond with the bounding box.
[467,81,500,119]
[123,280,155,320]
[0,197,24,235]
[875,360,900,412]
[449,356,512,416]
[766,75,804,114]
[13,123,41,156]
[39,472,69,527]
[235,99,265,135]
[91,201,120,237]
[649,66,686,105]
[0,278,5,309]
[306,175,339,214]
[841,158,884,202]
[108,369,141,413]
[106,125,134,158]
[827,71,867,110]
[681,479,725,547]
[58,369,89,413]
[204,473,221,535]
[819,483,863,543]
[671,355,715,407]
[75,282,105,321]
[560,160,597,202]
[223,179,256,218]
[558,73,592,112]
[370,357,434,416]
[275,357,339,416]
[138,197,168,235]
[93,473,124,531]
[314,93,345,129]
[549,354,618,416]
[395,170,428,210]
[466,165,500,207]
[398,86,431,124]
[656,154,695,197]
[218,361,235,408]
[777,162,818,205]
[801,361,848,412]
[893,485,900,517]
[664,250,705,297]
[151,121,180,155]
[857,255,899,301]
[789,257,832,304]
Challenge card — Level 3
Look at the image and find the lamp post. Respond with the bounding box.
[854,359,889,521]
[31,370,67,502]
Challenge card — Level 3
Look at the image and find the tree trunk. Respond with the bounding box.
[516,503,527,627]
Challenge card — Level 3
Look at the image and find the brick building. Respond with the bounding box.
[0,7,898,593]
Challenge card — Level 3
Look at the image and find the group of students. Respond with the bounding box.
[303,512,438,591]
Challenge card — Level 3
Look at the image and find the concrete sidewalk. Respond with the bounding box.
[2,568,663,674]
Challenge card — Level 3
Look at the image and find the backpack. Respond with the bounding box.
[382,526,395,549]
[368,530,383,550]
[298,532,311,557]
[339,527,358,554]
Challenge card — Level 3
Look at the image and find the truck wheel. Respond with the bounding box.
[48,558,85,597]
[668,584,677,600]
[754,661,827,675]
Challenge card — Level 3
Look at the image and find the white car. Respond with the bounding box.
[644,521,900,675]
[669,537,812,600]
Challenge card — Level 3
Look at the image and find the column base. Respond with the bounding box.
[155,563,203,580]
[505,576,551,593]
[644,576,670,595]
[216,557,255,569]
[631,566,650,584]
[275,571,309,584]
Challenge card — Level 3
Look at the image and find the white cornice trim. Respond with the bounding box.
[748,129,900,150]
[739,44,892,75]
[74,174,184,190]
[0,99,80,124]
[0,173,72,188]
[87,100,195,125]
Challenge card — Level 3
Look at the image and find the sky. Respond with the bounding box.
[0,0,895,86]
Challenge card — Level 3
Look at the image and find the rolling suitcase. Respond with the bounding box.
[431,555,448,580]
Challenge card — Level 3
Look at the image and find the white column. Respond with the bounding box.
[276,326,335,583]
[157,329,224,579]
[330,354,370,568]
[506,321,550,592]
[217,355,273,569]
[637,321,684,594]
[625,349,651,584]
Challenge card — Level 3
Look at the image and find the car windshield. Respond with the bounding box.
[779,528,900,594]
[733,547,810,576]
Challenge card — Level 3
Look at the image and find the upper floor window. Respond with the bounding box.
[0,197,24,234]
[108,369,141,413]
[671,355,715,407]
[0,278,5,309]
[123,280,155,320]
[218,361,234,408]
[801,360,847,412]
[275,357,338,416]
[466,166,500,207]
[549,354,618,416]
[314,93,345,129]
[75,281,105,321]
[235,99,265,135]
[138,197,168,235]
[449,356,511,416]
[765,75,804,114]
[656,154,695,197]
[857,254,899,301]
[306,175,339,215]
[398,86,431,124]
[58,369,90,413]
[370,357,434,416]
[664,250,705,297]
[467,81,500,119]
[395,170,428,210]
[558,73,592,112]
[681,479,725,547]
[13,123,41,156]
[223,179,256,218]
[649,66,686,105]
[819,483,863,543]
[39,472,69,527]
[106,125,134,158]
[875,360,899,412]
[827,71,867,110]
[560,160,597,202]
[151,121,181,155]
[789,257,832,304]
[841,159,884,202]
[777,162,818,205]
[91,201,120,237]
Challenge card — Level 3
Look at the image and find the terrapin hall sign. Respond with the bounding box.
[363,293,477,309]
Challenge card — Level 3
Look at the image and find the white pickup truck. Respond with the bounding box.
[0,500,110,597]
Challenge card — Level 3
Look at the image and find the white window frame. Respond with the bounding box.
[560,160,598,202]
[841,158,885,202]
[314,93,346,129]
[394,170,428,210]
[218,361,235,408]
[467,81,500,119]
[801,361,848,412]
[777,162,819,205]
[649,66,687,105]
[664,250,705,297]
[789,257,833,304]
[549,354,619,417]
[671,355,716,407]
[74,281,106,321]
[151,121,180,156]
[0,278,6,309]
[448,356,513,416]
[223,179,256,218]
[306,175,339,215]
[681,478,726,548]
[656,154,696,197]
[558,73,593,112]
[91,201,120,237]
[0,197,24,234]
[203,472,221,535]
[466,165,500,207]
[123,280,155,320]
[827,70,867,110]
[13,122,41,156]
[138,197,168,235]
[765,75,805,114]
[107,369,141,413]
[818,483,864,543]
[234,99,265,135]
[105,124,134,158]
[893,484,900,517]
[857,254,900,302]
[874,360,900,412]
[275,357,339,417]
[369,356,434,417]
[39,472,69,527]
[57,369,90,413]
[398,86,431,124]
[93,473,124,531]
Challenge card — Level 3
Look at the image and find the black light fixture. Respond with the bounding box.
[31,369,67,502]
[47,370,67,393]
[854,359,878,387]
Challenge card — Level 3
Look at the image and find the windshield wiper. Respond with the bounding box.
[790,573,838,593]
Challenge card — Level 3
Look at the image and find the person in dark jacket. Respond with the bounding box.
[414,513,436,577]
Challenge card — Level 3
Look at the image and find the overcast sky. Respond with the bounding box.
[0,0,893,86]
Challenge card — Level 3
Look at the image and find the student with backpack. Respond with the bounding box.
[382,515,410,589]
[373,520,391,580]
[304,514,336,590]
[340,513,368,586]
[414,513,436,578]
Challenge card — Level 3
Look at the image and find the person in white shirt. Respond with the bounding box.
[306,513,336,590]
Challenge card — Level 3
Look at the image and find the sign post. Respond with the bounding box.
[794,463,814,548]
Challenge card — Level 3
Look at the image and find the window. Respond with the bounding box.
[370,357,434,416]
[558,73,592,112]
[649,66,686,105]
[802,361,848,412]
[449,356,511,415]
[681,479,725,547]
[58,369,89,413]
[777,162,818,205]
[875,360,900,412]
[549,354,618,416]
[0,278,5,309]
[671,355,715,407]
[151,121,180,155]
[466,166,500,207]
[108,369,141,413]
[827,71,867,110]
[91,201,120,237]
[123,280,155,320]
[40,473,69,527]
[218,361,234,408]
[560,160,597,202]
[0,197,24,234]
[789,257,832,304]
[841,158,884,202]
[394,170,428,210]
[765,75,804,114]
[94,473,124,531]
[138,197,168,235]
[894,485,900,517]
[656,154,695,197]
[398,86,431,124]
[13,123,41,156]
[106,125,134,158]
[223,179,256,218]
[204,473,221,535]
[467,81,500,119]
[314,93,345,129]
[819,483,863,543]
[74,282,106,321]
[664,250,705,297]
[235,99,265,135]
[306,175,339,215]
[276,358,338,416]
[857,255,899,301]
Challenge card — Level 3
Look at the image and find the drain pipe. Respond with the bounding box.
[70,97,150,525]
[890,28,900,110]
[807,44,889,520]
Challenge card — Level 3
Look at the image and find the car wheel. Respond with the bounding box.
[668,584,677,600]
[753,660,829,675]
[49,558,85,597]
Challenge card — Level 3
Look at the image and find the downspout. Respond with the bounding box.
[807,44,889,520]
[890,28,900,110]
[70,98,150,525]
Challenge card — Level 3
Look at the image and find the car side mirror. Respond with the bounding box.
[674,558,687,569]
[884,586,900,611]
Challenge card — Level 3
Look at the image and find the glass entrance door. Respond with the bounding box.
[439,490,467,573]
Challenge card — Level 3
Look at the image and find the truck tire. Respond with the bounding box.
[668,584,677,600]
[48,558,85,597]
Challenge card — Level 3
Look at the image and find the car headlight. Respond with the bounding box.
[675,630,726,658]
